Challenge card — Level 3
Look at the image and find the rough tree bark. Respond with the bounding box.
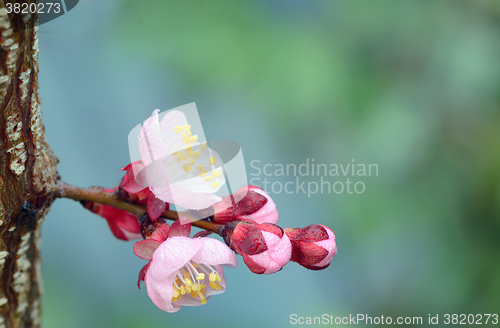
[0,1,58,327]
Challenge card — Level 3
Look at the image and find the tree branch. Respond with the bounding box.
[53,181,224,234]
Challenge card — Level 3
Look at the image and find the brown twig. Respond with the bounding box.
[53,181,223,234]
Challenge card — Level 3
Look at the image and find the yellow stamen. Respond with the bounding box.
[215,273,222,282]
[210,157,216,165]
[198,292,207,304]
[201,142,207,150]
[213,170,221,177]
[174,126,182,133]
[180,285,186,295]
[210,281,220,290]
[185,278,192,293]
[182,124,191,131]
[196,164,204,171]
[183,165,191,172]
[209,272,216,282]
[205,176,214,182]
[196,273,205,280]
[185,145,193,155]
[186,135,198,143]
[212,182,220,188]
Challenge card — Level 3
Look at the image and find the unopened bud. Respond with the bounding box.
[285,224,337,270]
[222,220,291,274]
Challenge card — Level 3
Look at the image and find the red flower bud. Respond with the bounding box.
[222,220,291,274]
[285,224,337,270]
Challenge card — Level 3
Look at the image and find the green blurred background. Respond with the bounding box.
[39,0,500,327]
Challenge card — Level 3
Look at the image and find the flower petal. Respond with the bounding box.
[139,110,167,167]
[158,110,190,155]
[192,238,238,268]
[137,261,151,289]
[120,161,147,193]
[242,254,265,274]
[144,271,178,312]
[243,187,278,224]
[248,231,291,274]
[147,194,167,221]
[143,159,170,189]
[145,237,203,312]
[134,240,162,260]
[168,218,191,238]
[166,183,222,210]
[151,237,202,277]
[315,226,337,268]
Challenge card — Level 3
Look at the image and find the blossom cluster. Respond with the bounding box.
[84,109,337,313]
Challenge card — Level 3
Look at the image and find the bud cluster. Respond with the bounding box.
[81,109,337,313]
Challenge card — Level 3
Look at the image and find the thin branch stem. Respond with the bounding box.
[53,181,223,234]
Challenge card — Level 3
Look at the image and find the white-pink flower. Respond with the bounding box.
[135,109,225,210]
[134,219,237,312]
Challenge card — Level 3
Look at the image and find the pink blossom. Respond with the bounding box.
[134,110,225,210]
[222,221,291,274]
[134,219,237,312]
[211,185,278,225]
[285,224,337,270]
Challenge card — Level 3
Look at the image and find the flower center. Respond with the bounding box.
[172,124,221,189]
[171,261,223,304]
